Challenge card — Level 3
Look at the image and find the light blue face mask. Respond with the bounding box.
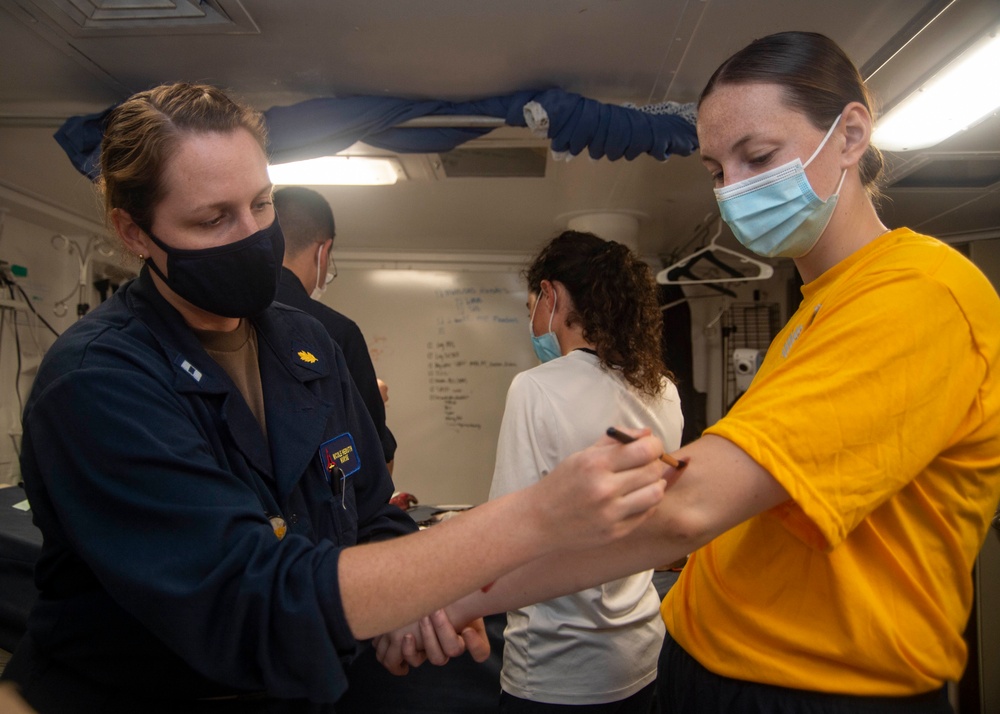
[529,290,561,363]
[715,115,847,259]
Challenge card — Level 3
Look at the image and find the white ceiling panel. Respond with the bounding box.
[1,0,998,259]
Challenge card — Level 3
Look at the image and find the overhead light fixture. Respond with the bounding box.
[268,156,402,186]
[873,28,1000,152]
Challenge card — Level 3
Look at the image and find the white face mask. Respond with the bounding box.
[310,243,336,300]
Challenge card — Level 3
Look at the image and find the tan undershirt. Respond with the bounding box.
[192,319,267,438]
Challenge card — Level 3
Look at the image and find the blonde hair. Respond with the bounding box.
[98,82,267,234]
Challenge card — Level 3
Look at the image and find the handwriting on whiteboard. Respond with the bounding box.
[427,339,519,429]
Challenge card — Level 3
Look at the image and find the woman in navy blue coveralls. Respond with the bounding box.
[0,82,670,713]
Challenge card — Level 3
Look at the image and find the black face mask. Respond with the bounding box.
[144,219,285,318]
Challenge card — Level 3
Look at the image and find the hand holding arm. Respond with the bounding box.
[442,433,791,629]
[338,431,669,639]
[372,612,490,675]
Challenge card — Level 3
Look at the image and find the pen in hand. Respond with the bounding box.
[606,426,687,469]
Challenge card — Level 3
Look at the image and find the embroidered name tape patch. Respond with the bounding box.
[319,432,360,479]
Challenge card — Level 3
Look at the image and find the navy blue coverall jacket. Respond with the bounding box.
[4,268,417,711]
[276,267,397,464]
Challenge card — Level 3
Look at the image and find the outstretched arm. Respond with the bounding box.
[338,430,670,640]
[452,434,789,620]
[374,434,790,671]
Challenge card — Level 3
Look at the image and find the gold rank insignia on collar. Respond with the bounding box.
[297,350,318,364]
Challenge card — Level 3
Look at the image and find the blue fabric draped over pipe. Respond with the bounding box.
[53,88,698,180]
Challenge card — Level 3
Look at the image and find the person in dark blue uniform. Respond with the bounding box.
[0,82,671,713]
[273,186,397,472]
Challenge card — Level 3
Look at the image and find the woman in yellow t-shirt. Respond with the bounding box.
[382,31,1000,714]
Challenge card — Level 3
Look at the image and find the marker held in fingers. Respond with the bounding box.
[606,426,687,469]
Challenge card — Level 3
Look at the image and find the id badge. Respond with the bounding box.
[319,433,361,506]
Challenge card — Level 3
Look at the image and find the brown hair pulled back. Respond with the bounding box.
[98,82,267,235]
[526,230,671,398]
[700,31,884,196]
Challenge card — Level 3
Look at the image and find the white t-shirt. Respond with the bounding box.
[490,349,683,704]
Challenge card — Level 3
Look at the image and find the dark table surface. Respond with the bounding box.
[0,486,40,654]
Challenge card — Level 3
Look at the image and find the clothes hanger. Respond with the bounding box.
[656,218,774,288]
[660,293,723,312]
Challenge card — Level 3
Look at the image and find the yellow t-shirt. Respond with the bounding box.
[661,228,1000,696]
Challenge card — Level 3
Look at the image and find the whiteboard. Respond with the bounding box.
[322,265,536,505]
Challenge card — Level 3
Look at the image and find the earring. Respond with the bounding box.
[137,253,144,261]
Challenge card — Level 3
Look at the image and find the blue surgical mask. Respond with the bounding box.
[529,291,561,363]
[715,115,847,259]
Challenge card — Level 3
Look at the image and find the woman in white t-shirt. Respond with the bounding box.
[489,230,683,713]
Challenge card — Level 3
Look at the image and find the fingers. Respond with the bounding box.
[560,436,671,549]
[374,633,390,664]
[374,629,426,676]
[614,460,670,510]
[461,618,492,663]
[583,443,669,521]
[374,634,411,676]
[431,609,470,658]
[417,615,449,666]
[599,429,663,470]
[373,610,484,676]
[541,440,668,550]
[400,633,428,669]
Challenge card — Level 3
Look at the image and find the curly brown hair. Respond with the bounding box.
[526,230,672,398]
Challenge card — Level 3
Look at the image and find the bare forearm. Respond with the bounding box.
[338,435,670,639]
[372,436,792,675]
[446,434,791,627]
[445,517,687,625]
[339,492,546,639]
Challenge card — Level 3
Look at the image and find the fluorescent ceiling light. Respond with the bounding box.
[268,156,402,185]
[873,28,1000,152]
[368,270,458,289]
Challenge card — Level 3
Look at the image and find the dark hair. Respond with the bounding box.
[99,82,267,235]
[526,230,671,398]
[273,186,337,256]
[700,31,884,195]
